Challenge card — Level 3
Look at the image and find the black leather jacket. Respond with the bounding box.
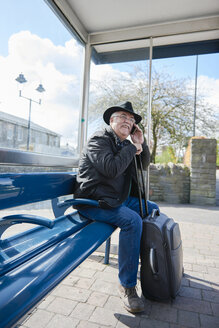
[74,126,150,208]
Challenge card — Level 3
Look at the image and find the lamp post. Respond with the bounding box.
[15,73,45,150]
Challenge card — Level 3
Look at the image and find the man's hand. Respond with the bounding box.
[130,124,144,144]
[133,143,143,155]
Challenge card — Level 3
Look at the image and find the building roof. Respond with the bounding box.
[0,111,60,136]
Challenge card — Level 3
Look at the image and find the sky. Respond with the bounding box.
[0,0,219,147]
[0,0,72,56]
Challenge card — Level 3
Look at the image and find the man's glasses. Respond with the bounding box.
[113,114,135,124]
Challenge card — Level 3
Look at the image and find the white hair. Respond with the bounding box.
[109,112,119,123]
[110,112,118,119]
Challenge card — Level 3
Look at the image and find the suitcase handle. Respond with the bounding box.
[150,209,160,219]
[150,248,158,275]
[133,155,148,218]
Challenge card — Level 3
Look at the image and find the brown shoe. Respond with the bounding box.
[118,284,145,313]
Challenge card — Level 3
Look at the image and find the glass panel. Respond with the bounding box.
[88,39,152,201]
[152,53,219,164]
[88,40,151,139]
[0,0,84,157]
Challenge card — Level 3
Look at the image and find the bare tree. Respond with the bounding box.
[89,64,217,163]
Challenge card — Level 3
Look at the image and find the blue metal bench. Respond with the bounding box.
[0,172,116,328]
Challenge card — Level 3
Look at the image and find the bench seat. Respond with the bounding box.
[0,212,89,276]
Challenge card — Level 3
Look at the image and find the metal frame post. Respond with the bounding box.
[193,55,198,136]
[146,37,153,199]
[78,41,92,154]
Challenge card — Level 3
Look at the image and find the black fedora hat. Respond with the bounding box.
[103,101,142,125]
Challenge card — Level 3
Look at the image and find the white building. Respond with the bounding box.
[0,110,60,152]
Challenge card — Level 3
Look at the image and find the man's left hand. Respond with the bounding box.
[130,124,144,144]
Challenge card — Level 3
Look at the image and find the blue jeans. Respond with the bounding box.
[78,196,159,288]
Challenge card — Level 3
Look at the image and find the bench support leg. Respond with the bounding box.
[104,237,111,264]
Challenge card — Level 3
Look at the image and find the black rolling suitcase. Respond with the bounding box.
[134,156,183,301]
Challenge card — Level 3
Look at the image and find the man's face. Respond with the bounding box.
[110,111,135,141]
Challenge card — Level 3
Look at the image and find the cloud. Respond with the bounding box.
[186,75,219,118]
[196,75,219,108]
[0,31,84,146]
[8,31,83,76]
[90,62,130,94]
[1,30,218,147]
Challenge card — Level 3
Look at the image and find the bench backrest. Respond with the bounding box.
[0,172,76,210]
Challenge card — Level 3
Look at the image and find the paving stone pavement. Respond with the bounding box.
[16,203,219,328]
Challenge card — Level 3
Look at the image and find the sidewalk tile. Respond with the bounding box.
[80,259,105,271]
[94,271,118,283]
[47,297,77,315]
[104,295,128,314]
[77,321,101,328]
[74,277,95,289]
[202,289,219,303]
[181,276,190,286]
[103,265,118,274]
[200,314,219,328]
[200,249,219,256]
[24,309,54,328]
[115,313,141,327]
[139,318,169,328]
[211,302,219,317]
[189,278,213,291]
[51,285,91,302]
[70,266,83,276]
[45,314,79,328]
[78,268,96,278]
[207,266,219,276]
[173,296,212,315]
[62,275,79,286]
[88,253,105,263]
[186,271,204,280]
[192,264,208,273]
[183,263,193,271]
[70,302,95,320]
[37,295,55,309]
[204,273,219,284]
[179,286,202,300]
[90,279,118,296]
[150,303,177,323]
[197,258,217,267]
[87,291,109,307]
[89,307,118,326]
[178,310,200,328]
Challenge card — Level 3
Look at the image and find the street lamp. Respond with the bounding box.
[15,73,45,150]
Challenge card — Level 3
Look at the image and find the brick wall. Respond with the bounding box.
[190,138,217,205]
[149,163,190,204]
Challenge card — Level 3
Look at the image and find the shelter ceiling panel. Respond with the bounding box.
[66,0,219,34]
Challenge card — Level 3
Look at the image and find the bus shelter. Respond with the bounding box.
[47,0,219,154]
[0,0,218,167]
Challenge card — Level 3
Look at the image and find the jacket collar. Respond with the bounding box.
[106,126,130,149]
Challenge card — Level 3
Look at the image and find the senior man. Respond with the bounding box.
[74,101,159,313]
